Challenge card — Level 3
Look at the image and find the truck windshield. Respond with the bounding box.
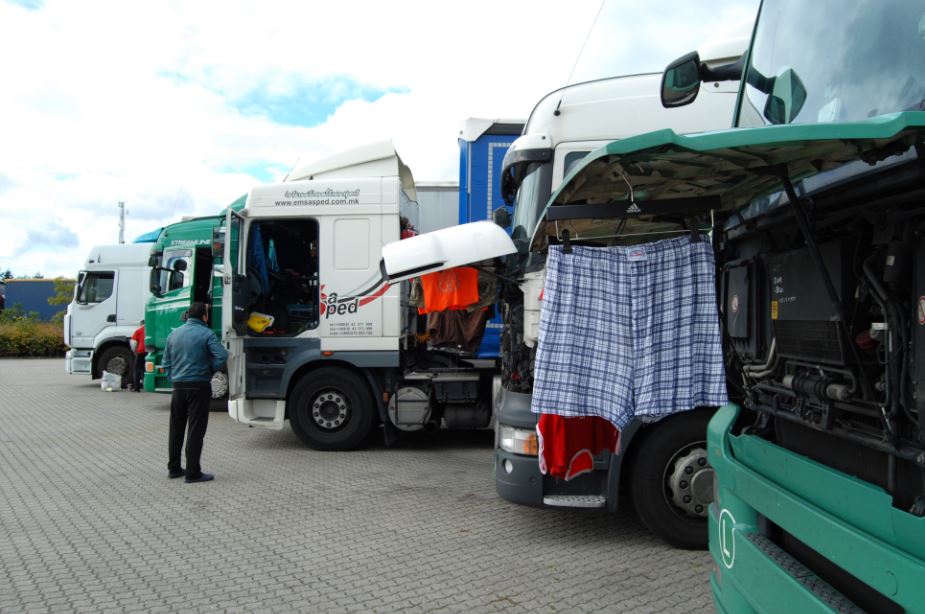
[737,0,925,127]
[510,162,552,254]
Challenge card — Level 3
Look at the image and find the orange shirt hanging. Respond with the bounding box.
[418,267,480,314]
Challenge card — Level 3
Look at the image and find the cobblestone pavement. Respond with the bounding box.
[0,359,714,613]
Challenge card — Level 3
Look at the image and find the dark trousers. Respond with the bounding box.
[168,382,211,478]
[133,354,145,390]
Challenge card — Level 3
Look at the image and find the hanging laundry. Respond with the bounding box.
[418,267,480,314]
[465,268,498,312]
[536,414,620,481]
[409,277,425,309]
[427,308,490,353]
[531,236,727,429]
[247,223,270,295]
[267,238,280,273]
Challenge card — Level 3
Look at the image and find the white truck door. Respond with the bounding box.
[381,221,516,282]
[70,269,117,349]
[222,209,247,419]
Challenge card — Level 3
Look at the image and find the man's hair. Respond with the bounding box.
[187,302,208,320]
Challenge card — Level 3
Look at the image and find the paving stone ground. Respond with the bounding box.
[0,358,714,613]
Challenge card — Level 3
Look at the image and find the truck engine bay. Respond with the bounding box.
[720,155,925,514]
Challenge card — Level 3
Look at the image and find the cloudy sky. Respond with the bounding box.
[0,0,758,278]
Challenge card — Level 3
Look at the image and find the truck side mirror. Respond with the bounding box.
[173,260,187,272]
[661,51,703,108]
[212,226,226,259]
[492,206,512,229]
[762,67,807,125]
[149,267,163,297]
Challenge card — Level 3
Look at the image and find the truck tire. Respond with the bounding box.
[288,368,375,451]
[629,408,714,550]
[97,346,134,389]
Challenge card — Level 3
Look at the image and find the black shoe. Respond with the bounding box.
[184,472,214,484]
[168,469,185,479]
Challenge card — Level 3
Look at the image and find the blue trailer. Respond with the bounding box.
[457,119,523,358]
[2,279,70,321]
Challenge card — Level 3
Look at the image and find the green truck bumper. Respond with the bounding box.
[708,404,925,613]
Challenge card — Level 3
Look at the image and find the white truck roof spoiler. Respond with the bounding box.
[287,140,417,201]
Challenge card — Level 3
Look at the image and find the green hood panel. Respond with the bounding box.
[534,112,925,249]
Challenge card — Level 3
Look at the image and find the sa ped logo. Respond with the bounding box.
[319,283,389,319]
[319,286,359,319]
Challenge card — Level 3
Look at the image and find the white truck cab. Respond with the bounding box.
[64,243,153,383]
[221,142,514,450]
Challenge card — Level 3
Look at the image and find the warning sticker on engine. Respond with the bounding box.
[770,300,779,320]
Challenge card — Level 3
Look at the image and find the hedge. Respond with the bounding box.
[0,315,67,357]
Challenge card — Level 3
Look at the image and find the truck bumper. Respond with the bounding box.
[494,388,614,510]
[65,349,92,375]
[494,447,546,507]
[709,404,924,613]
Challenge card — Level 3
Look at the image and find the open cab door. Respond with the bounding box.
[221,207,287,430]
[221,207,248,421]
[381,220,516,282]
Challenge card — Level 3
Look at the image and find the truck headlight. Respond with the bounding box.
[498,425,538,456]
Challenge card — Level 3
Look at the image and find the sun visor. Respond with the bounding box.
[531,112,925,251]
[381,221,516,283]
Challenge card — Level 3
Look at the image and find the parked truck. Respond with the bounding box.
[64,243,153,385]
[458,119,524,359]
[143,196,246,399]
[143,121,522,403]
[222,143,513,450]
[221,141,516,450]
[471,33,746,550]
[651,0,925,610]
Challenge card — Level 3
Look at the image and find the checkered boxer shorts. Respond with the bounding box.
[530,236,728,429]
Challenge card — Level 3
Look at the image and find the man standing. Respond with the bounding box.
[129,320,146,392]
[162,302,227,483]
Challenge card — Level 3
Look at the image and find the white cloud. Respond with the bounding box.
[0,0,759,277]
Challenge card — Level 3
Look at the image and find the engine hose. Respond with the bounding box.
[861,256,902,450]
[862,256,903,421]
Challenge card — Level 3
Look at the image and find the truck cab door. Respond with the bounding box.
[380,220,516,282]
[221,209,248,419]
[70,269,117,349]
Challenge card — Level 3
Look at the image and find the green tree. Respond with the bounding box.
[1,269,12,280]
[48,277,76,306]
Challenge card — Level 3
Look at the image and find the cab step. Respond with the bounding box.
[543,495,606,508]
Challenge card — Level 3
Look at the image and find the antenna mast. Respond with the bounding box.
[118,201,126,244]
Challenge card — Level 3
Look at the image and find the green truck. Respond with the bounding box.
[143,196,245,399]
[528,0,924,610]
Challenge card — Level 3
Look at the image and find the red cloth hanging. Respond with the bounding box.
[536,414,620,481]
[417,267,480,314]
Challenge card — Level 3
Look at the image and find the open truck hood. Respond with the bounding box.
[381,221,516,282]
[531,112,925,250]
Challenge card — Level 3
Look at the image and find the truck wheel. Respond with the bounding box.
[97,346,134,389]
[289,368,375,451]
[629,409,714,550]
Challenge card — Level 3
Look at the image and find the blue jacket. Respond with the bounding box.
[162,318,228,383]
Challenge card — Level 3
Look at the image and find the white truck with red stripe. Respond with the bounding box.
[221,141,515,450]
